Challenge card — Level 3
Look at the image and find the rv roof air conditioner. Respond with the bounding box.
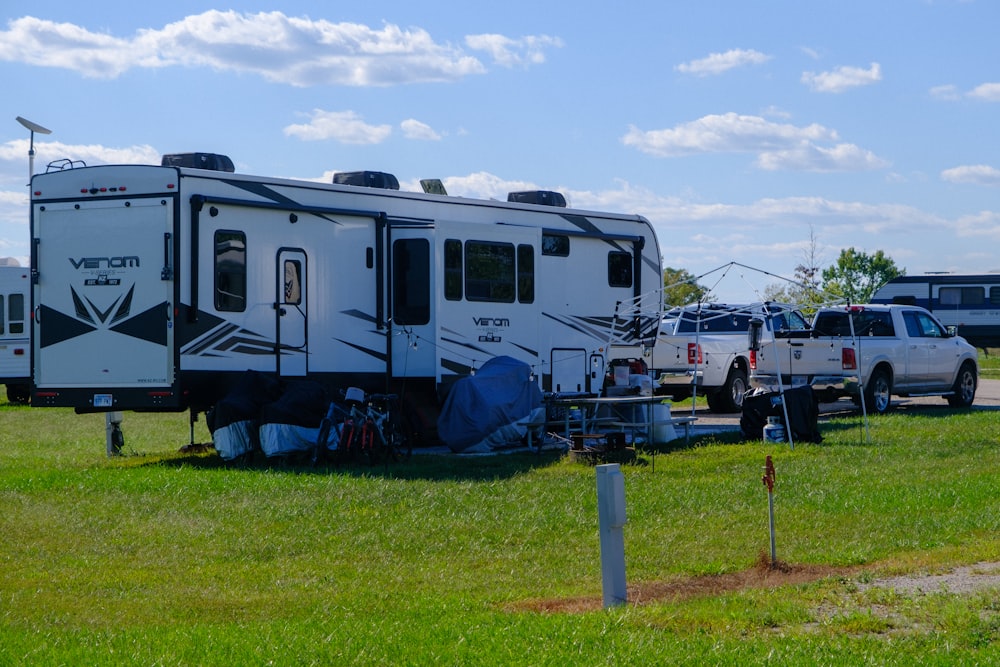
[161,153,235,172]
[332,171,400,190]
[507,190,567,207]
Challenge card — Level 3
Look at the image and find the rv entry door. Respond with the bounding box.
[276,248,307,376]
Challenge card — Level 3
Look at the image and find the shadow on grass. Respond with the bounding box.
[147,443,571,482]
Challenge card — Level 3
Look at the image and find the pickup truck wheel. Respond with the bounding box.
[947,363,977,408]
[863,369,892,414]
[708,367,748,413]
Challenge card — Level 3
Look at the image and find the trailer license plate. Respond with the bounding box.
[93,394,113,408]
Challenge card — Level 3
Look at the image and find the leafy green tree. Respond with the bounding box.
[821,248,903,304]
[662,267,713,306]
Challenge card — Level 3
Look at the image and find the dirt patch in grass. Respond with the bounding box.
[512,552,857,614]
[512,555,1000,614]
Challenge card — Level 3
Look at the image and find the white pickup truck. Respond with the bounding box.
[636,302,809,413]
[749,304,979,413]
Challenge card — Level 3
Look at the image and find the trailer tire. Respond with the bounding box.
[707,366,748,414]
[946,362,977,408]
[5,383,29,405]
[863,369,892,415]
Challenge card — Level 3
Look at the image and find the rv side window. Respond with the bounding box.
[393,238,430,325]
[542,234,569,256]
[608,251,632,288]
[0,295,4,335]
[8,293,24,334]
[215,230,247,312]
[939,286,984,306]
[444,239,462,301]
[517,244,534,304]
[991,287,1000,305]
[465,241,515,303]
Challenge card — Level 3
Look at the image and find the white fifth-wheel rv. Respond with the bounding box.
[29,154,662,431]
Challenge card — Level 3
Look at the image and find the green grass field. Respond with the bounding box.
[2,395,1000,665]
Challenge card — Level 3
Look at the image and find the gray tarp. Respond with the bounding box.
[437,356,543,452]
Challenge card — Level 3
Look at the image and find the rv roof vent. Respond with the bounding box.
[420,178,447,195]
[332,171,400,190]
[507,190,567,207]
[161,153,235,172]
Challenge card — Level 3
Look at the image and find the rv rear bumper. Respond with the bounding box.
[32,386,183,412]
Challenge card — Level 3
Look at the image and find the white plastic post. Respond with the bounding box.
[596,463,627,607]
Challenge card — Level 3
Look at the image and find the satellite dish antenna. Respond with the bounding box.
[16,116,53,184]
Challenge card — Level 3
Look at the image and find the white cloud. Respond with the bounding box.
[464,34,563,67]
[930,84,960,100]
[675,48,771,76]
[0,138,160,167]
[0,11,560,86]
[941,164,1000,186]
[622,113,837,157]
[622,112,886,172]
[801,62,882,93]
[400,119,442,141]
[757,142,889,172]
[968,82,1000,101]
[434,172,540,200]
[284,110,392,144]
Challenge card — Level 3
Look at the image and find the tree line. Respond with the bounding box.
[663,245,903,311]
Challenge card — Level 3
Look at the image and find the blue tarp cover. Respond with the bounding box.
[437,356,542,452]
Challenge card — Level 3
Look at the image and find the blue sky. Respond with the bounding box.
[2,0,999,302]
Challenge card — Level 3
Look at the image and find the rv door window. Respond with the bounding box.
[517,244,534,304]
[465,241,515,303]
[215,230,247,312]
[608,251,632,288]
[444,239,462,301]
[393,238,430,325]
[8,293,24,334]
[283,260,302,305]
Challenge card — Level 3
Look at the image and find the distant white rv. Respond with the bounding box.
[0,262,30,403]
[28,154,663,435]
[871,273,1000,349]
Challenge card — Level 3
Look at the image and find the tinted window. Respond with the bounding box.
[674,310,752,334]
[444,239,462,301]
[215,230,246,312]
[517,244,534,303]
[9,293,24,334]
[940,286,984,306]
[393,238,430,325]
[542,234,569,256]
[466,241,515,302]
[608,252,632,288]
